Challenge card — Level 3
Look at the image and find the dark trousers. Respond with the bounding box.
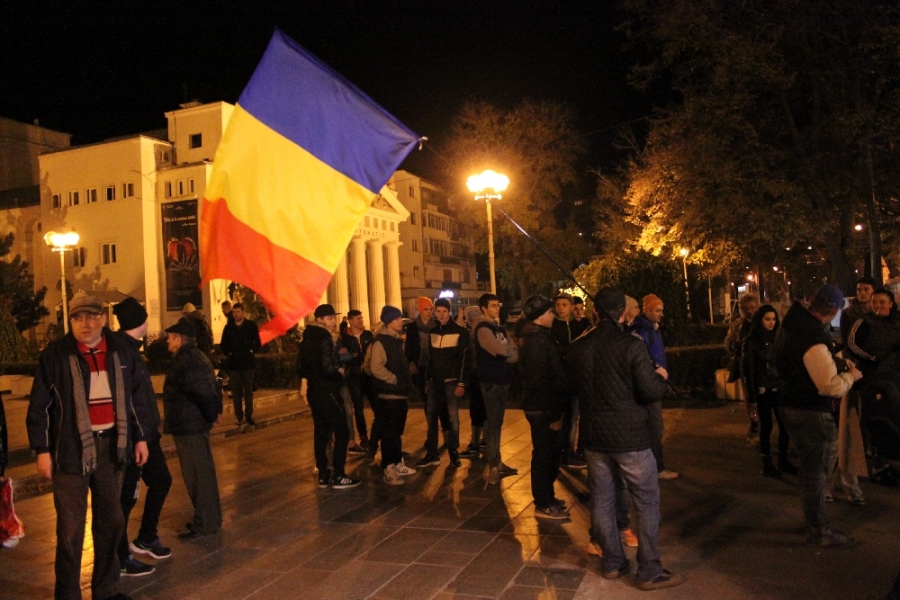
[778,407,835,535]
[118,434,172,561]
[426,381,461,455]
[468,374,487,427]
[379,396,409,467]
[52,435,124,600]
[308,388,350,476]
[173,432,222,535]
[757,390,788,458]
[415,371,449,430]
[526,412,563,509]
[346,373,369,441]
[648,401,666,472]
[230,368,255,420]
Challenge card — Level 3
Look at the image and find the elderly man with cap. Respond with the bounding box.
[296,304,360,489]
[776,285,863,546]
[113,298,173,576]
[27,291,151,600]
[163,318,223,539]
[570,288,681,591]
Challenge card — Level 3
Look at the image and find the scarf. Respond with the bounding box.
[69,351,128,474]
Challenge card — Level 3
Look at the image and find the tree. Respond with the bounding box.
[442,100,592,299]
[0,233,48,331]
[617,0,900,289]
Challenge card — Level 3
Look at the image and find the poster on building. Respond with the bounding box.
[162,200,202,312]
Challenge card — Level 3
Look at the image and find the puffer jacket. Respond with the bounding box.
[570,320,668,453]
[163,342,222,435]
[370,327,414,397]
[296,323,344,393]
[518,320,568,420]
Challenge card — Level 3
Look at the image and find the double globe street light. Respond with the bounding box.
[467,170,509,295]
[44,231,80,333]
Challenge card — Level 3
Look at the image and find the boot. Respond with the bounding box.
[762,455,781,478]
[778,453,799,476]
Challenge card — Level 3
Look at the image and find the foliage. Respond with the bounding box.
[666,344,728,396]
[442,100,593,298]
[254,353,299,389]
[0,233,49,331]
[0,302,31,366]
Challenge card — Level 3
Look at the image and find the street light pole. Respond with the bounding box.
[467,170,509,296]
[679,248,692,319]
[44,231,80,334]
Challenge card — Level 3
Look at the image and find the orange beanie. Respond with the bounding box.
[417,296,433,313]
[642,294,664,313]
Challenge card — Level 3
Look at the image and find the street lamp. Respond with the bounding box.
[467,169,509,295]
[679,248,692,319]
[44,231,79,333]
[773,266,789,303]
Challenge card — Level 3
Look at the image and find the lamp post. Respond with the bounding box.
[467,169,509,295]
[44,231,80,333]
[773,266,789,303]
[679,247,692,319]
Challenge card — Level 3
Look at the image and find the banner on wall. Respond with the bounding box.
[162,200,202,312]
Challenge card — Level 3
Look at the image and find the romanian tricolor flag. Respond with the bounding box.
[201,30,420,343]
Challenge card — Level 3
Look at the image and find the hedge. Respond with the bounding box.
[665,344,728,394]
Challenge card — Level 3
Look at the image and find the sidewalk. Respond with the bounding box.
[2,399,899,599]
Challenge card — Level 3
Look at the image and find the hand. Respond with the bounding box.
[213,413,223,427]
[134,441,149,467]
[409,363,418,375]
[36,453,53,479]
[848,362,863,382]
[655,366,669,380]
[549,419,563,431]
[454,384,466,397]
[338,367,346,377]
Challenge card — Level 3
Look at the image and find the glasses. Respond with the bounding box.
[70,313,102,323]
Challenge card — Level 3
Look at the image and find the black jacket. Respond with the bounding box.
[518,321,568,420]
[114,330,161,439]
[296,323,344,393]
[426,319,470,385]
[163,342,222,435]
[220,318,261,371]
[742,331,781,403]
[370,330,414,397]
[339,328,375,377]
[27,330,150,474]
[776,301,843,412]
[570,320,668,453]
[404,316,434,367]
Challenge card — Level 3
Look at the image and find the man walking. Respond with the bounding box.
[776,285,862,546]
[339,309,374,453]
[570,288,681,591]
[418,298,470,469]
[113,297,173,576]
[27,292,150,600]
[220,303,261,426]
[164,319,223,540]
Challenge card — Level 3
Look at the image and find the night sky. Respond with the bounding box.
[1,1,652,184]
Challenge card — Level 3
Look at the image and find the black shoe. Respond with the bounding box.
[549,497,567,509]
[778,460,799,476]
[235,418,243,427]
[637,569,683,590]
[602,560,630,580]
[331,474,361,489]
[120,556,155,577]
[449,451,462,468]
[130,537,172,559]
[104,594,134,600]
[245,417,256,426]
[348,443,367,454]
[458,445,479,458]
[318,469,332,489]
[416,454,441,468]
[762,457,782,478]
[807,528,856,547]
[177,529,206,540]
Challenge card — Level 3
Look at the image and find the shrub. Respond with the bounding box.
[665,344,728,395]
[254,353,299,389]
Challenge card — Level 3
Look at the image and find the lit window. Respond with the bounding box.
[164,182,172,198]
[101,243,117,265]
[86,188,97,203]
[189,133,202,148]
[122,183,134,198]
[68,191,79,206]
[52,194,61,209]
[105,186,116,201]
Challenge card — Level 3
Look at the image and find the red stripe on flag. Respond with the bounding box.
[201,198,333,344]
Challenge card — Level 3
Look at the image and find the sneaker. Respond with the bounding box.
[807,528,855,547]
[779,460,800,476]
[658,469,680,480]
[331,474,361,489]
[488,466,500,485]
[603,560,631,580]
[245,417,256,426]
[534,505,570,520]
[130,537,172,560]
[395,460,417,476]
[416,454,441,468]
[318,469,332,489]
[235,418,243,427]
[383,464,405,486]
[458,445,480,458]
[550,498,567,510]
[348,444,367,454]
[848,493,866,506]
[824,492,834,502]
[586,541,603,557]
[448,451,462,468]
[637,569,683,590]
[498,462,518,475]
[120,555,155,577]
[562,455,587,469]
[620,528,639,548]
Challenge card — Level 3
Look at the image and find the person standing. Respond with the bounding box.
[471,293,519,484]
[163,320,223,540]
[113,298,173,576]
[181,303,213,358]
[339,309,374,453]
[551,293,589,469]
[629,294,678,480]
[571,288,681,591]
[775,285,862,546]
[27,292,150,600]
[370,306,418,485]
[296,304,360,489]
[459,306,488,457]
[840,276,875,344]
[725,293,760,434]
[418,298,470,469]
[571,296,592,337]
[220,303,261,426]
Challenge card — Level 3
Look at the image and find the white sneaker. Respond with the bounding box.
[395,460,417,476]
[383,464,405,486]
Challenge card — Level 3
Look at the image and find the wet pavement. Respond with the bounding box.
[1,396,899,600]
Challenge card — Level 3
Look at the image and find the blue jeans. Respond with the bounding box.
[585,448,661,583]
[480,382,509,467]
[778,407,835,535]
[426,381,461,455]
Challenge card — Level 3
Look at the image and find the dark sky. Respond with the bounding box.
[1,0,652,184]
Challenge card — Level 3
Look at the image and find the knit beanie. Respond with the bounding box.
[381,305,403,325]
[417,296,433,313]
[625,295,639,312]
[643,294,664,313]
[595,288,626,316]
[523,294,554,321]
[113,297,147,331]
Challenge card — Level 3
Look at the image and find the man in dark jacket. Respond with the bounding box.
[114,298,173,576]
[570,288,681,591]
[339,309,374,452]
[27,292,150,600]
[164,319,223,540]
[776,285,862,546]
[220,303,261,426]
[550,293,590,470]
[840,276,875,344]
[418,298,470,469]
[296,304,360,489]
[519,295,570,519]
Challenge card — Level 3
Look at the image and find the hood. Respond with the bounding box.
[468,312,495,331]
[304,321,335,341]
[464,306,483,329]
[375,324,400,339]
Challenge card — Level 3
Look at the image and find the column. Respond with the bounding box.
[328,249,350,316]
[349,236,370,326]
[385,241,402,310]
[367,239,385,326]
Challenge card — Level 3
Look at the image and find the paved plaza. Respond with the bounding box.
[2,395,899,600]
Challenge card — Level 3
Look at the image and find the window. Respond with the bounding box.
[463,269,471,284]
[101,243,117,265]
[72,247,86,267]
[409,186,415,198]
[122,182,134,198]
[412,239,418,252]
[86,188,97,203]
[52,194,61,209]
[381,219,387,230]
[164,182,173,198]
[444,269,452,282]
[188,178,195,194]
[177,180,184,196]
[413,266,419,278]
[365,216,370,227]
[189,133,202,148]
[390,222,395,232]
[410,213,416,225]
[67,191,79,206]
[105,186,116,201]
